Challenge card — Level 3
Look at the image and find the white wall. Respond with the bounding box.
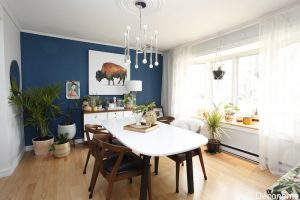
[0,4,24,177]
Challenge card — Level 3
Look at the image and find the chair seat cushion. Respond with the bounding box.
[104,153,144,173]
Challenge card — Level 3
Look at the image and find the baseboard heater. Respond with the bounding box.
[221,143,258,157]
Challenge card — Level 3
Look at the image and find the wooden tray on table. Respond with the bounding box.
[123,123,159,133]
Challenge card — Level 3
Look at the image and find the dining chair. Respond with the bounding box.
[157,116,175,125]
[89,137,152,200]
[154,118,207,193]
[83,124,110,174]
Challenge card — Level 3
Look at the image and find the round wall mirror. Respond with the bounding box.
[10,60,20,89]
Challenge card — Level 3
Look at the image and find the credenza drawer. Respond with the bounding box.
[107,112,123,119]
[84,113,108,122]
[124,111,133,117]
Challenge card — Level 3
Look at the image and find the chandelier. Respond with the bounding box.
[124,0,159,69]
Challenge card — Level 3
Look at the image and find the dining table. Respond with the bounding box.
[100,117,208,200]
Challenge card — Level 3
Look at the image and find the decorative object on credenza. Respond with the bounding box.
[66,80,80,99]
[224,102,239,122]
[127,80,142,105]
[124,93,134,109]
[123,0,159,69]
[8,82,62,155]
[153,106,163,118]
[49,133,70,158]
[89,50,130,95]
[204,108,225,154]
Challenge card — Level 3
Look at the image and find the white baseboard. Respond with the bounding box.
[0,149,24,178]
[24,138,84,152]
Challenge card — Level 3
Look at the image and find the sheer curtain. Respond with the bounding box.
[161,46,192,118]
[259,7,300,175]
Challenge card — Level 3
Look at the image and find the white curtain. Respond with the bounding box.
[161,46,192,118]
[259,7,300,175]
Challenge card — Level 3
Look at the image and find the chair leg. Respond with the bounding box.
[148,171,152,200]
[83,149,91,174]
[89,161,100,198]
[198,148,207,180]
[154,156,159,175]
[176,161,180,193]
[128,178,133,184]
[106,182,114,200]
[181,162,184,166]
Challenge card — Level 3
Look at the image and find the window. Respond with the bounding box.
[212,59,233,106]
[237,55,259,114]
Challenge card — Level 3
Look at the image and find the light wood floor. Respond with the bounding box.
[0,145,278,200]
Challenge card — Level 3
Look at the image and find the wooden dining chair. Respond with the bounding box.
[154,119,207,193]
[83,124,110,174]
[89,138,152,200]
[157,116,175,125]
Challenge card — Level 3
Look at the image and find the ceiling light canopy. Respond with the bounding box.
[124,0,159,69]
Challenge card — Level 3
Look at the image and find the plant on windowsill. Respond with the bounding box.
[8,81,62,155]
[49,133,70,158]
[205,108,225,153]
[58,99,80,140]
[224,102,239,122]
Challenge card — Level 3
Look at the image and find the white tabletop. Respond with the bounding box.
[100,118,208,156]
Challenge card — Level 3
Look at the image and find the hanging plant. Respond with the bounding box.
[213,64,225,80]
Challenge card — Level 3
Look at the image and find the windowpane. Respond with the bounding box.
[237,55,259,114]
[212,60,233,106]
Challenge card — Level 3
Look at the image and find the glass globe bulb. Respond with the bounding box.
[149,64,153,68]
[142,59,147,64]
[135,64,138,69]
[154,61,159,66]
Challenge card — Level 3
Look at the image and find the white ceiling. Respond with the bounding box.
[5,0,300,51]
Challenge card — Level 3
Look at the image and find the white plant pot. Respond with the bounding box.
[58,123,76,139]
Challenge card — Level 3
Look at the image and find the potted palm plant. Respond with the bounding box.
[205,108,225,153]
[49,133,70,158]
[8,81,62,155]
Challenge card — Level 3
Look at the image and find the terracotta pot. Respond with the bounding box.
[32,136,54,155]
[207,139,220,153]
[53,142,70,158]
[58,123,76,139]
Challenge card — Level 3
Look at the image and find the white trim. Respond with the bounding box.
[22,30,164,55]
[0,0,21,30]
[0,149,24,178]
[24,145,33,151]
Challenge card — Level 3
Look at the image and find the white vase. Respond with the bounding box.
[58,123,76,139]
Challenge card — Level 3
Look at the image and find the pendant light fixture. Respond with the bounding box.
[124,0,159,69]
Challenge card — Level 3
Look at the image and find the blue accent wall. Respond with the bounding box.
[21,32,163,145]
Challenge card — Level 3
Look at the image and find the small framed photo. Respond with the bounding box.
[66,80,80,99]
[153,107,164,118]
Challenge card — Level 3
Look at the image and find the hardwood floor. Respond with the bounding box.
[0,145,278,200]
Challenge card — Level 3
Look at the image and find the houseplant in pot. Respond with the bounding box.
[213,65,225,80]
[57,100,79,140]
[9,81,62,155]
[205,108,225,153]
[124,93,134,109]
[49,133,70,158]
[143,102,157,127]
[224,102,239,122]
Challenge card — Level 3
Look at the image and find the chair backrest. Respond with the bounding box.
[157,116,175,124]
[84,124,110,154]
[94,139,131,178]
[171,118,204,133]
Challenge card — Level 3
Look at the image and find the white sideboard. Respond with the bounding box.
[83,109,133,141]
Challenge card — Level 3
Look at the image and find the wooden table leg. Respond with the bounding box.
[140,155,151,200]
[185,151,194,194]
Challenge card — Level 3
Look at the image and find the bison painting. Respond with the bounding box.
[95,62,127,86]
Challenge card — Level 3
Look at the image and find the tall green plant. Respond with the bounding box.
[205,109,225,140]
[8,81,62,138]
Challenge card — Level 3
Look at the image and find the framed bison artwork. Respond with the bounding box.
[88,50,130,95]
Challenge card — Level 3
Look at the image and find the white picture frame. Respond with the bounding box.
[88,50,130,95]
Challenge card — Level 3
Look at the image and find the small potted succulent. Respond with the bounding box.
[205,108,225,153]
[49,133,70,158]
[224,103,239,122]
